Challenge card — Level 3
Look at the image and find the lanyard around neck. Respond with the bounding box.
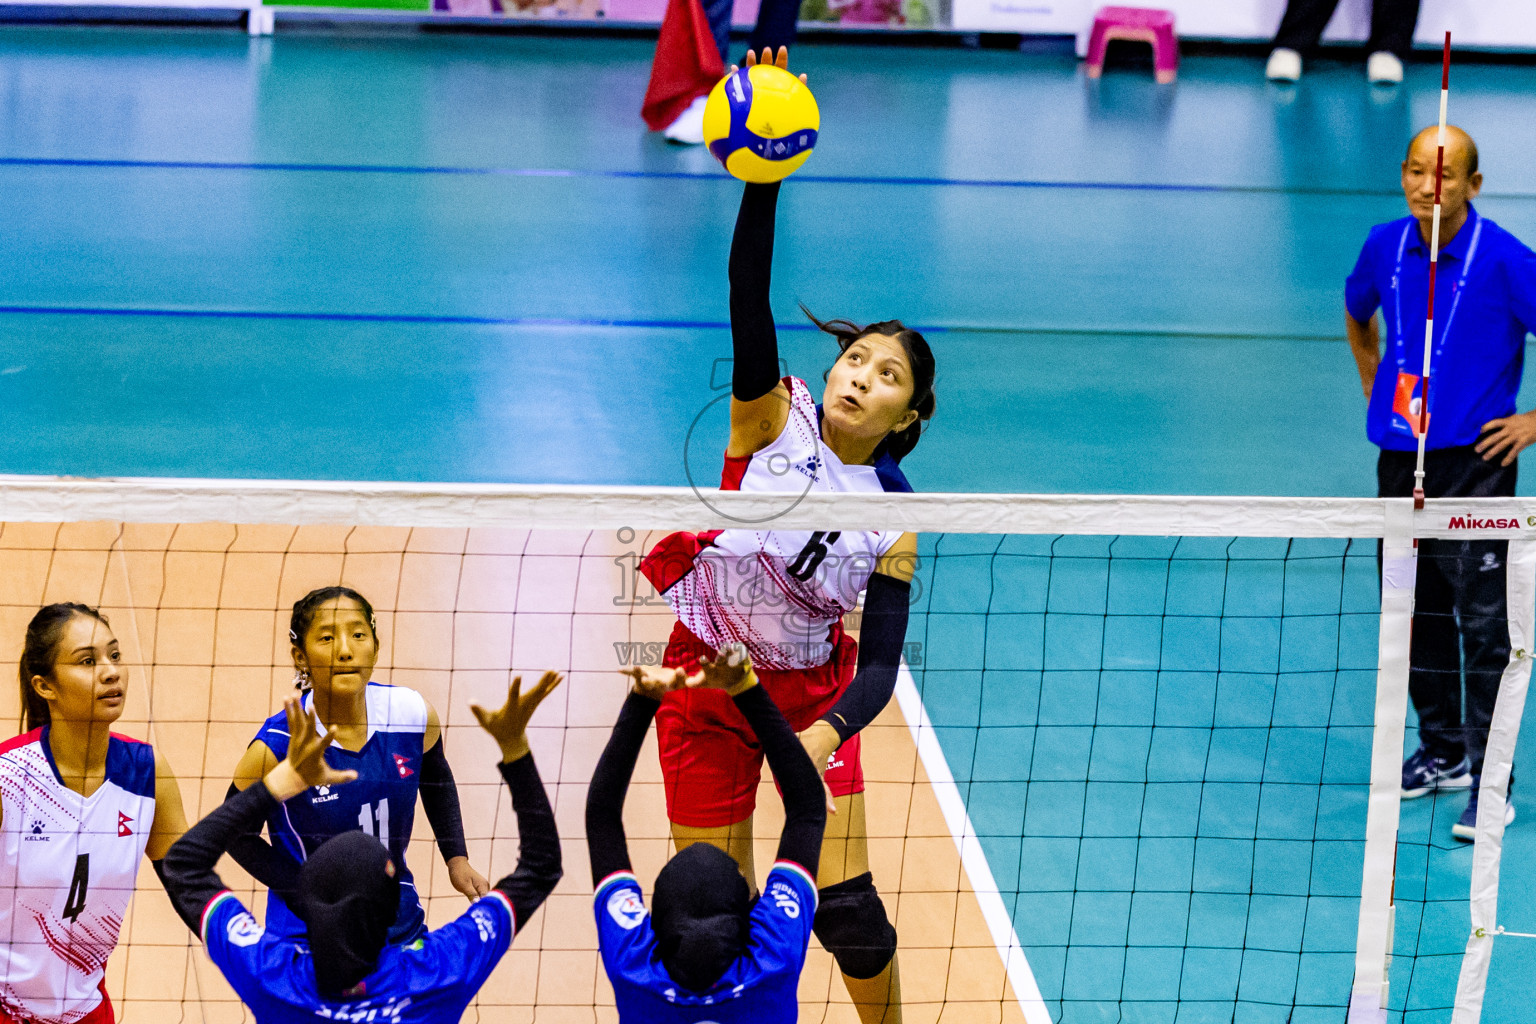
[1392,214,1484,370]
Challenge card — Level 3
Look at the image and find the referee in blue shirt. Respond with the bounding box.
[1346,124,1536,841]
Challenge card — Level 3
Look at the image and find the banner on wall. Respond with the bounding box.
[264,0,1530,43]
[948,0,1536,48]
[274,0,945,29]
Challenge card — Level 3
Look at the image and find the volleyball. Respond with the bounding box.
[703,63,820,184]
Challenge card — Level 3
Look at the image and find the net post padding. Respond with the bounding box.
[1349,499,1416,1024]
[1451,536,1536,1022]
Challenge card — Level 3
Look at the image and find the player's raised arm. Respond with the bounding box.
[586,665,685,886]
[164,696,357,934]
[222,740,304,897]
[688,646,827,872]
[725,50,802,458]
[468,671,565,927]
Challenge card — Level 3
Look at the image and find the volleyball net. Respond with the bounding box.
[0,476,1530,1024]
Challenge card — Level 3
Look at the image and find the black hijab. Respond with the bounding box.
[650,843,752,992]
[298,831,401,997]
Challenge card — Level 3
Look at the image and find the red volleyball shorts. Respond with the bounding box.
[0,982,114,1024]
[656,620,865,828]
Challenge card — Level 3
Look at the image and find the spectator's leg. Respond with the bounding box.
[1409,543,1467,766]
[704,0,734,66]
[1368,0,1422,61]
[1273,0,1343,54]
[747,0,802,57]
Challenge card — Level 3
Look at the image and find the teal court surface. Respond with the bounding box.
[2,24,1536,1021]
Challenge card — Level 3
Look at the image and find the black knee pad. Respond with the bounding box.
[813,872,897,980]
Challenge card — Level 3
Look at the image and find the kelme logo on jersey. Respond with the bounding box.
[311,785,339,805]
[26,820,48,842]
[226,912,265,948]
[393,753,414,779]
[606,887,648,930]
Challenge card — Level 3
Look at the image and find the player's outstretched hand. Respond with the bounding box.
[622,664,688,701]
[730,45,808,84]
[264,695,358,802]
[471,671,564,764]
[685,643,758,697]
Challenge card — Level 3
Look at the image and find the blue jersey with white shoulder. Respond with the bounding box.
[595,861,818,1023]
[253,683,430,943]
[200,888,516,1024]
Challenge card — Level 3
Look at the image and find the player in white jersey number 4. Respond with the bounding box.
[0,604,190,1024]
[638,48,935,1024]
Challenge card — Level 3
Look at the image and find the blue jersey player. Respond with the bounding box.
[162,672,564,1024]
[227,587,486,944]
[586,644,828,1023]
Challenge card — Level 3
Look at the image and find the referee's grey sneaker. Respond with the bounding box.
[1453,776,1516,842]
[1402,745,1472,798]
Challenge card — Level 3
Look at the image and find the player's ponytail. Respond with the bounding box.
[18,603,111,731]
[806,307,936,464]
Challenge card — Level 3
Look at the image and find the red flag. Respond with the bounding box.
[641,0,724,131]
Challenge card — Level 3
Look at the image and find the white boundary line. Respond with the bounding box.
[895,666,1053,1024]
[2,474,1535,539]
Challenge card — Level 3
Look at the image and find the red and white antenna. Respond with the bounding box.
[1413,31,1453,510]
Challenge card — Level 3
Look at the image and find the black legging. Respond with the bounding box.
[1273,0,1422,60]
[702,0,803,70]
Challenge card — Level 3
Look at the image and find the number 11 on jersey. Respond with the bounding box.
[358,799,389,845]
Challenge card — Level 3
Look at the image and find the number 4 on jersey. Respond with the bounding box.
[62,854,89,923]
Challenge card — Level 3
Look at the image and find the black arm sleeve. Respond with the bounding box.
[221,782,304,898]
[163,783,283,936]
[419,738,470,863]
[821,573,912,745]
[490,753,562,930]
[585,692,660,887]
[729,181,785,402]
[733,684,826,873]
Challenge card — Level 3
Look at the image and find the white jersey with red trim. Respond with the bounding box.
[0,728,156,1024]
[652,376,907,671]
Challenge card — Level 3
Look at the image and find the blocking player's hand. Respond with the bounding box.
[732,45,808,84]
[265,695,358,802]
[685,643,758,697]
[623,664,687,700]
[471,671,564,764]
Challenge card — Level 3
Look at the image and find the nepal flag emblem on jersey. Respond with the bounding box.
[117,812,133,837]
[393,753,414,779]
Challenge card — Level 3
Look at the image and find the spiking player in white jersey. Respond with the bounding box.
[0,603,189,1024]
[637,48,935,1024]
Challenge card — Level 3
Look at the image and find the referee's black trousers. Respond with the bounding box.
[1379,446,1515,775]
[1273,0,1422,60]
